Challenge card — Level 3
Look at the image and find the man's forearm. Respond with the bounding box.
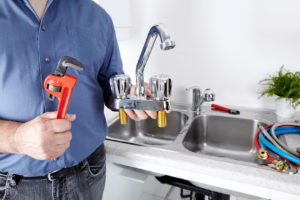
[0,120,21,154]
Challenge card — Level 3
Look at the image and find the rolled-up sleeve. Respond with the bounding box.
[98,17,124,108]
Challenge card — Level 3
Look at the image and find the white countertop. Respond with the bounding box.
[105,138,300,200]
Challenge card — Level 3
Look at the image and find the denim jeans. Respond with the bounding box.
[0,144,106,200]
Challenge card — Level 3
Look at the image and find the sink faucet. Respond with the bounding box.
[187,86,215,113]
[110,23,175,127]
[136,23,176,97]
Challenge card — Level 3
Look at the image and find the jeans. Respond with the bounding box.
[0,144,106,200]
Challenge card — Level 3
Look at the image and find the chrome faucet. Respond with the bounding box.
[187,86,215,113]
[110,23,175,127]
[135,23,176,97]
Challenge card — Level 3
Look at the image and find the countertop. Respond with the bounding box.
[104,107,300,200]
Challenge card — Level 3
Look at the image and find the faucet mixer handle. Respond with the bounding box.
[110,74,132,99]
[150,74,172,128]
[110,74,132,125]
[150,74,172,100]
[186,86,215,112]
[203,88,215,102]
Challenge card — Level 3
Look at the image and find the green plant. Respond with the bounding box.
[260,66,300,109]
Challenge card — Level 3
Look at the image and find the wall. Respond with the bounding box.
[95,0,132,40]
[115,0,300,111]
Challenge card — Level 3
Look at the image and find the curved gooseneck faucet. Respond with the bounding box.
[110,23,175,127]
[135,23,176,97]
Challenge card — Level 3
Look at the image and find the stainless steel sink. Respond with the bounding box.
[182,115,267,163]
[107,104,277,166]
[107,111,189,145]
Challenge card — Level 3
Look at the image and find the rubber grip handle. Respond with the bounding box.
[211,104,230,112]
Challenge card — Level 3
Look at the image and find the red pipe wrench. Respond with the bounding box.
[44,56,84,161]
[44,56,84,119]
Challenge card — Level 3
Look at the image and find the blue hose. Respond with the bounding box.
[259,127,293,149]
[259,127,300,164]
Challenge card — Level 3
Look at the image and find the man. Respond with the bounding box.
[0,0,156,199]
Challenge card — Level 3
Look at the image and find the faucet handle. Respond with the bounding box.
[150,74,172,100]
[110,74,131,99]
[203,88,215,102]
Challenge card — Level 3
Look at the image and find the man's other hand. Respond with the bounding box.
[14,112,76,160]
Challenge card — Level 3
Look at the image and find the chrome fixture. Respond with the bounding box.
[135,23,175,97]
[150,74,172,101]
[186,86,215,113]
[110,74,131,99]
[110,24,175,127]
[110,74,132,124]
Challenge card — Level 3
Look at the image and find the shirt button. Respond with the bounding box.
[41,26,46,31]
[45,57,50,63]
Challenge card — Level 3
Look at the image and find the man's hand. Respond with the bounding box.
[14,112,76,160]
[124,83,171,121]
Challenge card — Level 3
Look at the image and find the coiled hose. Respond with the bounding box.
[255,123,300,167]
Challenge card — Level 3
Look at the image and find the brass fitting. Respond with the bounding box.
[119,109,128,124]
[273,160,288,172]
[157,111,167,128]
[257,149,268,160]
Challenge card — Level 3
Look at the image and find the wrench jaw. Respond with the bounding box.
[44,56,84,107]
[55,56,85,77]
[47,85,62,101]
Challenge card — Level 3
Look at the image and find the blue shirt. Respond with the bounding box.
[0,0,123,176]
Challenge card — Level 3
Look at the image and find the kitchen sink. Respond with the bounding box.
[107,111,189,145]
[182,115,267,163]
[107,104,276,165]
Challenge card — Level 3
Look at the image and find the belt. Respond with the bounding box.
[1,144,105,183]
[0,160,87,183]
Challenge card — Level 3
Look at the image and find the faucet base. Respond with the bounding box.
[113,98,171,111]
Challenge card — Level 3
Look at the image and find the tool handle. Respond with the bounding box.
[211,104,230,112]
[57,87,72,119]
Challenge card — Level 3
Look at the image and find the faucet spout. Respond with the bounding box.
[135,23,175,97]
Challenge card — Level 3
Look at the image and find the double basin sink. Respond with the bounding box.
[107,104,275,165]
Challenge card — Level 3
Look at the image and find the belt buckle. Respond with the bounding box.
[47,169,60,181]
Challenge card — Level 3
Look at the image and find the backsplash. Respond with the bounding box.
[115,0,300,111]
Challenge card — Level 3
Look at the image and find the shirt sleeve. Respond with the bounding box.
[98,17,124,109]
